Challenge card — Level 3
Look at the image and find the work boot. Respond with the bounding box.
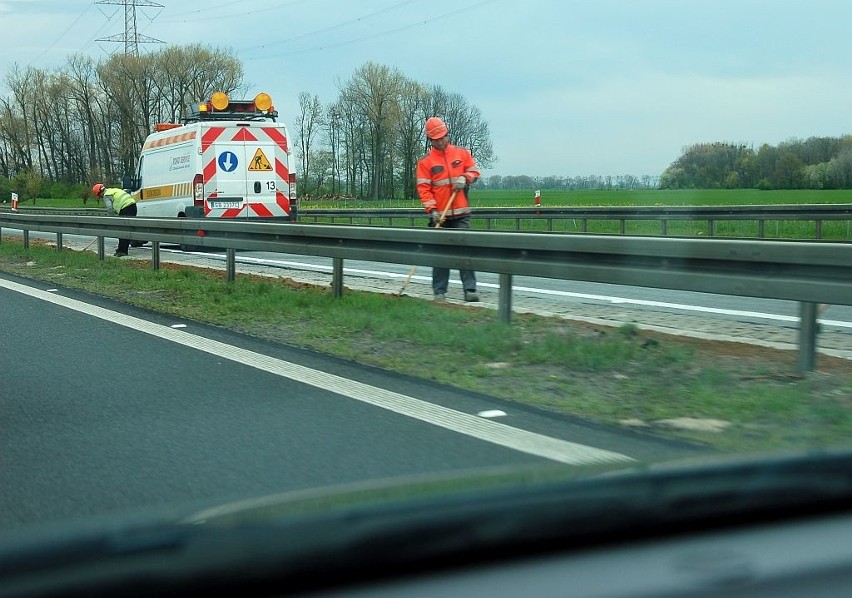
[434,293,446,302]
[464,290,480,302]
[113,250,128,257]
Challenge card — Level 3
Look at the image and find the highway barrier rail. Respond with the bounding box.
[4,203,852,239]
[298,204,852,239]
[2,211,851,372]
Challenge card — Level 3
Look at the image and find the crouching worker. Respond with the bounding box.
[92,183,137,257]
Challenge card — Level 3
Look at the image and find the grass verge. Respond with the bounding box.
[1,237,851,455]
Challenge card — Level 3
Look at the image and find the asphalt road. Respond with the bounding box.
[0,273,705,533]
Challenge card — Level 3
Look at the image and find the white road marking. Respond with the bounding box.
[478,410,508,418]
[0,277,633,466]
[171,324,188,328]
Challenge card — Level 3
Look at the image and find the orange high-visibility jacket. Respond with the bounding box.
[416,144,480,218]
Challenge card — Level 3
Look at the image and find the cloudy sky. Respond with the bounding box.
[1,0,851,178]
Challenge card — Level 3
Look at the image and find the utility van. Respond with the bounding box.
[127,91,297,221]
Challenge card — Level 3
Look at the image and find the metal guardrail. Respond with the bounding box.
[1,212,851,372]
[4,203,852,238]
[297,204,852,238]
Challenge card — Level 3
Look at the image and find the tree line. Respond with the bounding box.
[483,174,660,191]
[0,44,243,202]
[0,45,494,203]
[660,136,852,190]
[4,41,848,203]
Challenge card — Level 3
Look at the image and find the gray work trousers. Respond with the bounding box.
[431,214,477,294]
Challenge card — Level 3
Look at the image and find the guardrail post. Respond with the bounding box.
[56,232,63,252]
[498,273,513,323]
[226,248,236,282]
[97,237,104,261]
[23,229,29,248]
[332,257,344,297]
[152,241,160,271]
[797,301,818,373]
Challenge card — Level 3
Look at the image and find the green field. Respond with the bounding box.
[7,188,852,210]
[298,188,852,209]
[467,188,852,208]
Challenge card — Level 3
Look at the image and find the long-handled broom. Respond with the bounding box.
[397,189,458,297]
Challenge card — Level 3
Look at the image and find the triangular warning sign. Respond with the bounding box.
[248,148,273,171]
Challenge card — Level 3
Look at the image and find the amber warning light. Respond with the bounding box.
[196,92,276,115]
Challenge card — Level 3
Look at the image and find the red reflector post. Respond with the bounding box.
[196,230,206,237]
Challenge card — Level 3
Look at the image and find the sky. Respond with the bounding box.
[1,0,851,179]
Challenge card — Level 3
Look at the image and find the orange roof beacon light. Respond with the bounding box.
[186,92,279,123]
[254,92,273,112]
[211,91,230,111]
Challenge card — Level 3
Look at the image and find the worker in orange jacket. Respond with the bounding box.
[416,116,481,302]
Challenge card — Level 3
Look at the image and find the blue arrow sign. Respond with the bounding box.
[218,151,238,172]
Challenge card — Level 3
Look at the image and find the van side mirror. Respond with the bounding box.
[122,175,141,192]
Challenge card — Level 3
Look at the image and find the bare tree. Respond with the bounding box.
[4,65,37,173]
[66,55,103,182]
[395,80,429,199]
[340,62,404,199]
[295,91,323,197]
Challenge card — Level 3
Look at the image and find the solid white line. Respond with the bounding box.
[0,278,632,466]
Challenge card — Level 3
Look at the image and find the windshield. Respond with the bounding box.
[1,1,851,595]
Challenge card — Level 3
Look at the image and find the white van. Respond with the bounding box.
[129,92,297,221]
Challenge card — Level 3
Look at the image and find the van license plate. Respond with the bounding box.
[209,201,242,209]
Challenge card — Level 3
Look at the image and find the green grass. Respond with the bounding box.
[2,237,852,455]
[17,188,852,210]
[468,188,852,207]
[297,188,852,209]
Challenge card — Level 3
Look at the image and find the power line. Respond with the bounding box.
[159,0,309,24]
[243,0,500,60]
[239,0,418,52]
[28,3,98,68]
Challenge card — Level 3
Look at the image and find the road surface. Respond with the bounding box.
[0,273,705,532]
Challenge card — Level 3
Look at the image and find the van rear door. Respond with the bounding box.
[202,123,291,219]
